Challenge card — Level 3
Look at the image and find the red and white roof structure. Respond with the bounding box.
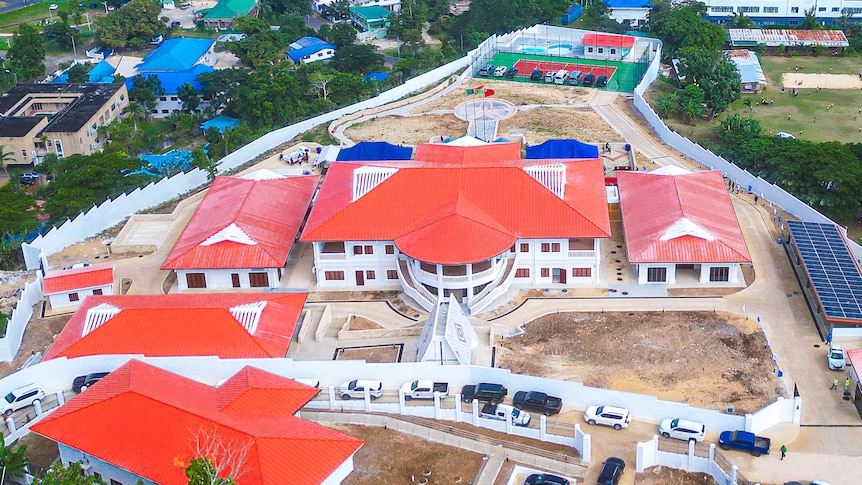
[42,263,114,296]
[581,33,636,49]
[412,141,521,165]
[162,173,319,270]
[43,293,307,360]
[301,154,611,265]
[32,360,363,485]
[617,170,751,264]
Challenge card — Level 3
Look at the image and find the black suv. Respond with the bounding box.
[524,473,569,485]
[72,372,110,393]
[597,457,625,485]
[530,69,543,81]
[582,73,595,87]
[461,383,507,405]
[596,75,608,87]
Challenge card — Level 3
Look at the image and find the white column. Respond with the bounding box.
[398,388,406,415]
[328,386,336,410]
[33,400,43,416]
[504,406,512,434]
[793,395,802,424]
[433,393,441,420]
[455,394,463,422]
[5,417,16,434]
[539,414,547,441]
[687,438,695,471]
[730,465,738,485]
[363,387,371,412]
[471,399,479,426]
[56,390,65,406]
[581,428,591,464]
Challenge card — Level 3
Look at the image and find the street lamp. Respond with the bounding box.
[68,33,78,60]
[102,1,109,13]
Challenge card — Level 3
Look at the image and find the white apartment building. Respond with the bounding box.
[702,0,862,26]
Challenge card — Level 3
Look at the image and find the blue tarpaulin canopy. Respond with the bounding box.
[336,141,413,161]
[526,139,599,159]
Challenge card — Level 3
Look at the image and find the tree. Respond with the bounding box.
[185,427,253,485]
[730,11,754,29]
[0,440,29,483]
[66,63,90,83]
[38,462,105,485]
[327,22,357,49]
[321,0,350,21]
[44,21,81,49]
[331,44,384,74]
[655,93,678,118]
[128,75,164,110]
[800,7,820,30]
[229,31,287,68]
[191,147,216,181]
[122,101,148,130]
[95,0,166,49]
[178,83,201,113]
[308,70,333,100]
[581,1,626,33]
[650,1,724,59]
[677,83,704,124]
[7,24,46,82]
[262,0,311,16]
[677,47,740,116]
[0,145,15,176]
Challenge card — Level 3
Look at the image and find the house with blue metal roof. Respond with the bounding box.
[725,50,767,94]
[603,0,651,28]
[127,64,215,117]
[136,38,216,72]
[285,37,336,65]
[53,60,118,84]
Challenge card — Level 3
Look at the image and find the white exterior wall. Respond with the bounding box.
[46,283,114,311]
[511,238,602,287]
[353,0,401,12]
[176,267,282,292]
[608,7,650,27]
[583,45,629,61]
[58,444,158,485]
[637,263,677,285]
[703,0,862,24]
[698,263,741,284]
[300,48,336,64]
[313,241,400,289]
[151,98,209,119]
[321,454,356,484]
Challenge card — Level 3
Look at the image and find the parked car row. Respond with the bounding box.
[478,64,519,78]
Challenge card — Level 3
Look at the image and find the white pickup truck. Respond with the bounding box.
[400,380,449,400]
[480,403,531,427]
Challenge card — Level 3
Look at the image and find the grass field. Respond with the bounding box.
[488,51,646,93]
[0,1,66,33]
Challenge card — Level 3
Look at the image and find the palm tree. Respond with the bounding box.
[0,145,16,176]
[121,101,148,131]
[0,439,29,483]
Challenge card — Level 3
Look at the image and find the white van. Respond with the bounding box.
[3,383,45,416]
[544,70,555,83]
[493,65,508,77]
[553,69,569,85]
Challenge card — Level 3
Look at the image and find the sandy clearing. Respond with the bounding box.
[781,72,862,89]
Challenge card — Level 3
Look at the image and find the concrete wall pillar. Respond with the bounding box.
[5,416,16,434]
[398,388,406,415]
[504,405,512,434]
[455,394,463,422]
[744,413,753,432]
[433,393,441,420]
[471,399,479,426]
[33,400,43,416]
[581,430,591,464]
[687,438,696,471]
[363,387,371,412]
[328,386,336,410]
[539,414,547,441]
[730,464,738,485]
[55,390,65,406]
[793,395,802,424]
[635,440,646,473]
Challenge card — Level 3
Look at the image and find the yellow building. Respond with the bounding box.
[0,83,128,166]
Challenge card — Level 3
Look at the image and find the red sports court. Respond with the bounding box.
[512,60,617,81]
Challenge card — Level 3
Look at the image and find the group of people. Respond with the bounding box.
[279,150,310,165]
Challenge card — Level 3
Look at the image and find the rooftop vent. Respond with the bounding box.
[201,223,257,246]
[352,166,398,201]
[660,217,715,241]
[229,301,267,334]
[82,303,121,336]
[524,164,566,199]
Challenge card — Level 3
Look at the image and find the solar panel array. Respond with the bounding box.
[788,221,862,322]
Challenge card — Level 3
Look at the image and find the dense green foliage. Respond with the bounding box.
[676,46,741,116]
[648,0,725,59]
[39,462,106,485]
[0,440,29,483]
[95,0,166,49]
[7,24,46,82]
[440,0,569,51]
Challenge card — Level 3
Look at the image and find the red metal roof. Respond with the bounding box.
[848,348,862,375]
[301,158,612,264]
[162,175,319,270]
[617,170,751,264]
[31,360,362,485]
[42,263,114,295]
[413,142,522,165]
[581,33,635,49]
[43,293,307,360]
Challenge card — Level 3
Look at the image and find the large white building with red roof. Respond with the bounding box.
[43,293,307,360]
[41,263,115,312]
[162,171,319,292]
[301,143,611,314]
[617,170,751,285]
[31,360,363,485]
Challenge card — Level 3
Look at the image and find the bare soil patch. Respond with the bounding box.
[344,114,465,145]
[446,421,576,456]
[336,344,402,363]
[637,466,717,485]
[0,271,37,316]
[16,433,59,473]
[781,72,862,89]
[332,424,484,485]
[498,107,625,145]
[497,311,781,414]
[348,316,383,331]
[0,312,70,379]
[412,79,593,114]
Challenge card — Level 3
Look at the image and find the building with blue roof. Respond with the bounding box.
[53,60,118,84]
[285,37,336,64]
[363,72,390,82]
[725,50,767,94]
[201,115,239,133]
[136,38,216,72]
[126,64,215,117]
[603,0,651,28]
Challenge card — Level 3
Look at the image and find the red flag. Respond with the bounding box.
[484,89,495,97]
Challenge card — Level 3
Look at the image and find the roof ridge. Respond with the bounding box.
[520,167,612,238]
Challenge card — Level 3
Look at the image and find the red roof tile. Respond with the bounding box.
[848,348,862,373]
[43,293,307,360]
[413,142,522,165]
[31,360,362,485]
[301,158,611,264]
[617,170,751,264]
[581,33,635,48]
[42,263,114,295]
[162,175,319,270]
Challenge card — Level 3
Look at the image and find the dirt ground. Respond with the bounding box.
[348,316,383,330]
[636,466,717,485]
[332,424,484,485]
[0,312,70,378]
[411,79,593,114]
[14,433,59,473]
[0,271,37,316]
[781,72,862,89]
[343,114,465,145]
[498,107,626,145]
[497,311,781,414]
[336,345,402,363]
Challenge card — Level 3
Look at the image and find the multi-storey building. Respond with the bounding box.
[702,0,862,26]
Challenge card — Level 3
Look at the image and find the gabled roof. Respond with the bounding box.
[413,141,521,165]
[43,293,307,360]
[42,263,114,295]
[301,157,611,264]
[286,37,336,63]
[617,170,751,264]
[162,175,319,270]
[131,64,214,95]
[137,38,214,72]
[31,360,362,485]
[349,5,391,21]
[848,348,862,373]
[581,33,636,49]
[201,0,257,19]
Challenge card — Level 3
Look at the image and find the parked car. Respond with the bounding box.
[478,64,494,76]
[827,344,845,370]
[596,75,608,87]
[338,379,383,400]
[461,382,507,405]
[776,131,796,139]
[659,418,706,442]
[718,430,771,456]
[480,403,530,427]
[72,372,110,393]
[544,70,555,83]
[493,65,508,77]
[19,172,40,186]
[179,2,191,8]
[65,262,91,270]
[524,473,569,485]
[293,378,320,388]
[597,457,625,485]
[2,383,45,416]
[512,390,562,415]
[582,73,595,86]
[530,69,543,81]
[504,67,519,78]
[400,380,448,400]
[171,21,181,28]
[584,405,630,430]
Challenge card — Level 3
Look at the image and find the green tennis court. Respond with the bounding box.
[483,52,646,93]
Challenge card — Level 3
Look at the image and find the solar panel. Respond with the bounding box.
[789,221,862,322]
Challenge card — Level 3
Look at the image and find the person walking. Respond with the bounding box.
[846,377,852,392]
[831,377,839,390]
[780,444,787,460]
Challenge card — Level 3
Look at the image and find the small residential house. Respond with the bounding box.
[199,0,260,30]
[725,50,767,93]
[603,0,651,28]
[286,37,337,65]
[31,360,364,485]
[617,169,751,285]
[349,5,391,32]
[301,142,611,315]
[162,171,319,292]
[42,292,307,360]
[42,263,115,312]
[581,32,636,61]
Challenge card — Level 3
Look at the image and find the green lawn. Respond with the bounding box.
[0,1,64,33]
